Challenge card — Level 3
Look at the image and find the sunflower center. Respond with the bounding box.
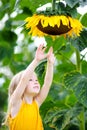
[37,20,72,35]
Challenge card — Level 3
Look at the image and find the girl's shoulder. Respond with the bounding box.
[34,99,40,108]
[9,99,22,119]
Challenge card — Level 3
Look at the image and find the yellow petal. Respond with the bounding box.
[61,16,69,26]
[48,16,55,27]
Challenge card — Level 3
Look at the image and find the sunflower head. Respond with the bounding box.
[25,1,83,38]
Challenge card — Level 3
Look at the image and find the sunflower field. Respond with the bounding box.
[0,0,87,130]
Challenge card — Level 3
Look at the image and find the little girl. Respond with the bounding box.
[5,44,55,130]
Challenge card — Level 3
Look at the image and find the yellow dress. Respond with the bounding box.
[8,100,44,130]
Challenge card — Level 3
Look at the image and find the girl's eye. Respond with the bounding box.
[29,79,32,81]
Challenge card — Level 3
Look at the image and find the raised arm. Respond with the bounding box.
[10,44,47,104]
[36,47,55,106]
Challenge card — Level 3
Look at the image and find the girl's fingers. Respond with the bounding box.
[42,47,47,52]
[50,47,53,53]
[38,44,42,50]
[38,43,45,51]
[44,54,48,59]
[48,47,53,56]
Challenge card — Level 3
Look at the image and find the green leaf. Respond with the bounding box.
[55,62,75,83]
[14,0,21,10]
[23,0,52,12]
[70,29,87,51]
[80,13,87,27]
[40,100,55,119]
[0,29,17,60]
[35,60,47,86]
[14,13,30,21]
[0,30,17,43]
[65,94,77,107]
[45,36,67,53]
[0,40,14,60]
[44,105,83,130]
[0,3,10,19]
[64,71,87,107]
[64,0,79,8]
[0,88,8,108]
[1,0,10,4]
[81,60,87,74]
[9,0,16,11]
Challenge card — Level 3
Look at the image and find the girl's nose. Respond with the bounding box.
[35,82,38,84]
[34,80,38,84]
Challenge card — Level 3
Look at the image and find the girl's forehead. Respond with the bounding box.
[32,73,37,79]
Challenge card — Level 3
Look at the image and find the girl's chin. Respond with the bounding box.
[35,90,40,94]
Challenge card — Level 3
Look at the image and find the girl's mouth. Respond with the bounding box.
[33,86,39,88]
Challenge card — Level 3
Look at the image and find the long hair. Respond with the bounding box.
[3,70,24,126]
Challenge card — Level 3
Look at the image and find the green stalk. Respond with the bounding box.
[75,48,85,130]
[78,109,85,130]
[52,0,56,11]
[75,48,81,73]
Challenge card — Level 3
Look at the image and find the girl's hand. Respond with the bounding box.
[47,47,55,64]
[35,44,47,61]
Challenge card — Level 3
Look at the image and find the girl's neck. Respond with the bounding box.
[23,94,34,104]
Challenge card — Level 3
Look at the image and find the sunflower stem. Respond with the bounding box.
[52,0,56,11]
[75,48,82,73]
[78,108,85,130]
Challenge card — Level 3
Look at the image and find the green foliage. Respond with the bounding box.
[64,71,87,107]
[35,60,47,86]
[64,0,80,8]
[70,29,87,52]
[0,29,17,61]
[37,1,78,17]
[80,13,87,27]
[0,89,7,109]
[43,103,83,130]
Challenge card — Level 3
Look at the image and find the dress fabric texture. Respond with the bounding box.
[8,100,44,130]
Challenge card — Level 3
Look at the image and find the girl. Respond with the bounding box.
[5,44,55,130]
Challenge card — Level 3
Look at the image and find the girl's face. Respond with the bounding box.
[25,73,40,95]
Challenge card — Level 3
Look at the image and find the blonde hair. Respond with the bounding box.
[8,71,24,98]
[3,70,24,126]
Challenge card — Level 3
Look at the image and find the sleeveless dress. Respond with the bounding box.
[8,100,44,130]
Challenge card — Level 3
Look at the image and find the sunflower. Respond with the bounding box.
[25,1,83,38]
